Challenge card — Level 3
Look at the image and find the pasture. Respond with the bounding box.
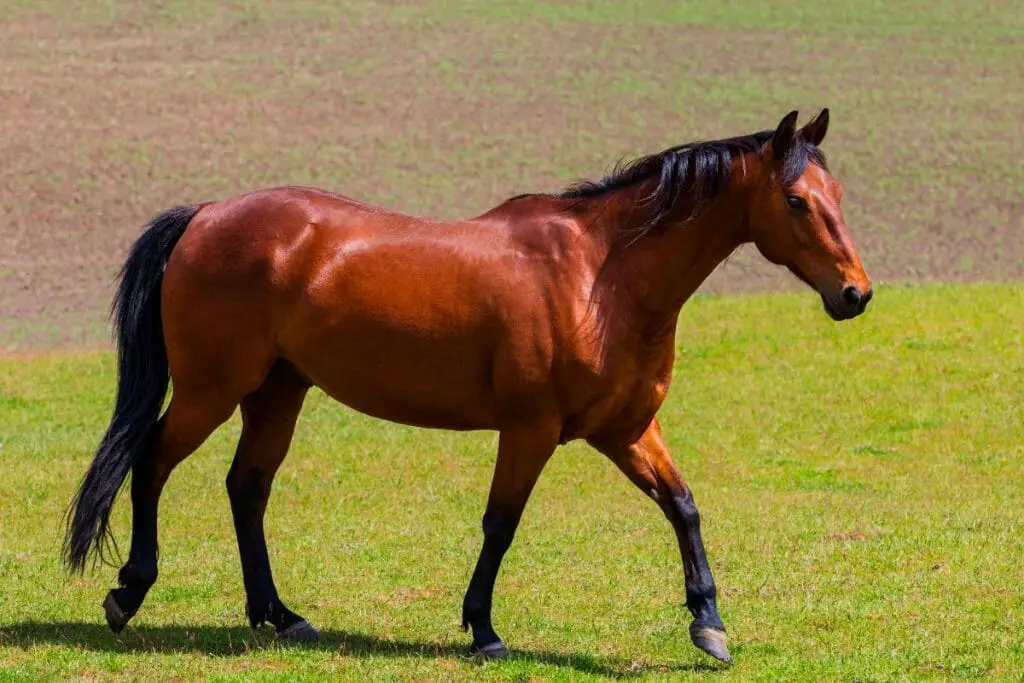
[0,0,1022,680]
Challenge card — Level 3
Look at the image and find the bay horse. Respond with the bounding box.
[64,109,871,663]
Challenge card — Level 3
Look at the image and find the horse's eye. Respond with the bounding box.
[786,195,809,211]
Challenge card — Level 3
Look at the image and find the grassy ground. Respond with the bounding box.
[1,0,1022,348]
[1,283,1022,680]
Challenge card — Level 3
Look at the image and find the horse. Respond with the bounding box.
[64,109,871,663]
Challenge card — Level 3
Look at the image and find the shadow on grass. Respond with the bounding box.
[0,622,725,678]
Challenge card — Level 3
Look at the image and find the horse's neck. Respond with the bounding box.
[594,183,749,335]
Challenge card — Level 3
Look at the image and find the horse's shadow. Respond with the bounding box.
[0,622,722,678]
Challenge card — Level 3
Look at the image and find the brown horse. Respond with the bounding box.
[64,109,870,663]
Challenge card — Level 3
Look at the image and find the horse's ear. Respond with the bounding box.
[770,110,799,158]
[801,108,829,146]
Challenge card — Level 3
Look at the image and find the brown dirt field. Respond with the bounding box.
[1,2,1021,349]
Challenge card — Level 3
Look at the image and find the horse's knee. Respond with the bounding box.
[670,493,702,530]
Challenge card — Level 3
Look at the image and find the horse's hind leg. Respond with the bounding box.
[225,359,314,640]
[105,390,238,632]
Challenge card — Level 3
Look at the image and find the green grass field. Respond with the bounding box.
[2,285,1022,680]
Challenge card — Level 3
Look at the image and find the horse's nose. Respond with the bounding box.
[841,285,872,314]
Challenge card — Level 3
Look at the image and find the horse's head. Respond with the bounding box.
[749,110,872,321]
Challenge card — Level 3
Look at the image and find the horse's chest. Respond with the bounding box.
[606,372,672,437]
[559,347,674,443]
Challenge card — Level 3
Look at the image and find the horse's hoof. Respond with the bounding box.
[471,640,509,660]
[275,620,320,642]
[103,592,130,634]
[689,624,732,664]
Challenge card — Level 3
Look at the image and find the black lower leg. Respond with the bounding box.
[227,469,305,633]
[669,491,723,631]
[462,509,518,650]
[107,464,162,630]
[666,491,731,662]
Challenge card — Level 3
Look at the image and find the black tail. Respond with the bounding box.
[63,205,201,574]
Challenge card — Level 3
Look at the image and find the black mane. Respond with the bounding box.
[515,130,827,237]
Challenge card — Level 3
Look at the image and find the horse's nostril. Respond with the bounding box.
[841,285,862,309]
[861,287,874,309]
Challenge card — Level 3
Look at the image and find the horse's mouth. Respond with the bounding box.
[822,295,862,321]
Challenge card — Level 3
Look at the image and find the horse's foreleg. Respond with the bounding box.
[226,360,314,640]
[462,420,559,659]
[589,418,731,663]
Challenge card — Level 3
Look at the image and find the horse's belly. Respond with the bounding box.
[281,317,500,431]
[309,367,497,430]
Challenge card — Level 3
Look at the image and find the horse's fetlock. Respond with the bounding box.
[247,600,275,628]
[686,582,721,626]
[462,595,490,628]
[118,563,157,589]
